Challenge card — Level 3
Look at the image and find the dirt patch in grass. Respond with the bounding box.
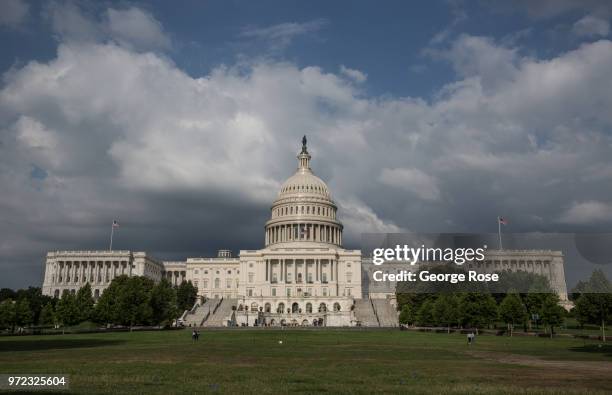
[466,350,612,374]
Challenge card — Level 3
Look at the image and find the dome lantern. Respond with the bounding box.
[298,135,311,171]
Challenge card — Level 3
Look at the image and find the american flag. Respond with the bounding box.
[112,220,120,228]
[498,216,508,225]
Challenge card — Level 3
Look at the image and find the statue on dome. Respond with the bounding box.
[301,135,308,153]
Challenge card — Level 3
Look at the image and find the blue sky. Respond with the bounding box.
[1,0,612,288]
[1,1,600,99]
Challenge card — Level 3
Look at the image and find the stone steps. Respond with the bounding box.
[353,298,379,327]
[202,298,238,327]
[371,299,399,327]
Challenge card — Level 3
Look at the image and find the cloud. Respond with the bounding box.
[338,199,405,238]
[3,30,612,287]
[240,19,327,50]
[339,65,367,83]
[490,0,612,19]
[426,34,518,91]
[379,168,441,202]
[106,7,171,51]
[572,15,610,37]
[46,2,170,51]
[0,0,29,29]
[558,201,612,224]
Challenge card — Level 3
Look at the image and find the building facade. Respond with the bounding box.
[41,138,571,325]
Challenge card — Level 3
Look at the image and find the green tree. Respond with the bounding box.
[94,275,130,325]
[14,298,33,328]
[416,298,435,326]
[115,277,154,328]
[573,270,612,341]
[433,294,459,333]
[176,281,198,312]
[540,293,565,338]
[56,291,80,327]
[75,283,94,323]
[39,302,56,326]
[459,293,498,332]
[0,300,15,331]
[150,279,178,326]
[399,304,416,326]
[499,292,527,336]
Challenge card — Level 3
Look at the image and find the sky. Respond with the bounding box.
[1,0,612,289]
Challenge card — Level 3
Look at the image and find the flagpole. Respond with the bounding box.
[109,224,114,251]
[498,216,503,250]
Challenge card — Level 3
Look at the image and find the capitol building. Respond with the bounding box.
[41,138,570,327]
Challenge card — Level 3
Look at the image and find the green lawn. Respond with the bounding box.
[0,329,610,394]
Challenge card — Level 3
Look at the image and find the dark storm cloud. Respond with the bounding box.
[2,3,612,289]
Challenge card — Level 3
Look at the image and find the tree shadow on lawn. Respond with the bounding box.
[0,338,126,353]
[568,344,612,358]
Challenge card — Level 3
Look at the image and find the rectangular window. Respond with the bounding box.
[248,273,254,283]
[346,273,352,283]
[247,288,253,296]
[322,288,328,296]
[203,279,209,288]
[346,288,352,296]
[271,288,276,296]
[286,288,291,297]
[226,279,231,288]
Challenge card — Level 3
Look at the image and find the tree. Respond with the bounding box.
[56,291,80,327]
[399,304,417,326]
[416,298,435,326]
[540,294,565,338]
[39,302,56,326]
[75,283,94,323]
[499,292,527,336]
[114,277,154,328]
[94,275,130,325]
[150,279,178,326]
[176,281,198,312]
[573,270,612,341]
[15,287,51,325]
[433,294,459,333]
[14,298,33,328]
[0,288,16,302]
[459,293,498,332]
[0,300,15,331]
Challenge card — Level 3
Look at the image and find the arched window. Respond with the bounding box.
[265,303,271,313]
[333,302,341,312]
[277,303,285,314]
[319,303,327,313]
[251,302,258,312]
[54,289,60,298]
[292,302,299,313]
[302,319,309,326]
[306,302,312,313]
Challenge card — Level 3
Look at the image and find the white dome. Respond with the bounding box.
[264,136,343,247]
[278,170,330,199]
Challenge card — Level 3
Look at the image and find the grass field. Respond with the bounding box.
[0,329,611,394]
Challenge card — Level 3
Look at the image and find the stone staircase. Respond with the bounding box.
[201,298,238,327]
[182,298,215,327]
[353,298,379,327]
[371,298,399,327]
